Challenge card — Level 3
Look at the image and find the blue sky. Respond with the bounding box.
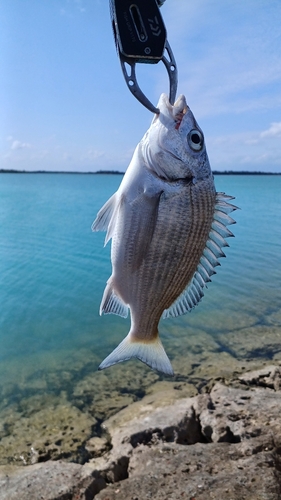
[1,0,281,173]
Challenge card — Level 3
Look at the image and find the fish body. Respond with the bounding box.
[92,94,237,375]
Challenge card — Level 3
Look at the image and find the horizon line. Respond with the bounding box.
[0,168,281,176]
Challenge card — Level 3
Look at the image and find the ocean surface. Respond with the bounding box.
[1,172,281,463]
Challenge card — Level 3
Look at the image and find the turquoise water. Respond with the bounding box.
[1,173,281,374]
[1,173,281,462]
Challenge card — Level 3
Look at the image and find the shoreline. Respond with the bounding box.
[1,169,281,175]
[1,361,281,499]
[1,314,281,470]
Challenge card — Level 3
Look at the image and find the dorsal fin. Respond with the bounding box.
[162,192,238,319]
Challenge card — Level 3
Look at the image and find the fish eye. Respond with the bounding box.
[187,129,204,151]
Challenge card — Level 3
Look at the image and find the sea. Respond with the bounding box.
[1,172,281,464]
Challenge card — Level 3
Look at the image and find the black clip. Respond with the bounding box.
[110,0,178,113]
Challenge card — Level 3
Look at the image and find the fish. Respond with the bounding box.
[92,93,237,376]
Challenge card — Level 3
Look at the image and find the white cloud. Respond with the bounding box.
[11,140,32,150]
[81,149,104,162]
[207,123,281,171]
[160,1,281,119]
[260,122,281,138]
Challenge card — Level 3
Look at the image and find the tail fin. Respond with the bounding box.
[98,334,174,376]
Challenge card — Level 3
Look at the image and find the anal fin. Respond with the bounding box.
[100,281,129,318]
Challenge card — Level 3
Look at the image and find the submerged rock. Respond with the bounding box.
[1,364,281,500]
[0,400,96,466]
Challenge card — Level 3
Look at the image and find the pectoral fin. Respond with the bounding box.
[92,193,120,245]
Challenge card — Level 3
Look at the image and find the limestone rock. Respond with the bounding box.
[1,365,281,500]
[94,366,281,500]
[85,437,110,457]
[0,460,106,500]
[96,440,279,500]
[198,382,281,443]
[238,365,281,390]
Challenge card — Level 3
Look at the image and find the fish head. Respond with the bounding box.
[142,93,212,182]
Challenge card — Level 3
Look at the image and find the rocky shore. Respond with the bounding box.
[1,364,281,500]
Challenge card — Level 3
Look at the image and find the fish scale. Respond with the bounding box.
[161,188,214,302]
[135,191,192,312]
[92,93,237,375]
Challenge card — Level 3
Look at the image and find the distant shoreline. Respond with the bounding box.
[212,170,281,175]
[0,169,280,175]
[0,169,125,175]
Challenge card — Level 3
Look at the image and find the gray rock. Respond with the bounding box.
[1,365,281,500]
[94,367,281,500]
[238,365,281,391]
[0,460,107,500]
[85,437,110,457]
[96,440,279,500]
[198,381,281,444]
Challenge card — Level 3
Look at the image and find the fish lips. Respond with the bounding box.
[154,94,202,137]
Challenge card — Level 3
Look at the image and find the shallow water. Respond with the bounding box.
[1,173,281,464]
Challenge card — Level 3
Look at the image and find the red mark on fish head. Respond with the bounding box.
[174,110,186,130]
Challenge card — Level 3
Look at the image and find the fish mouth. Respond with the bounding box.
[172,95,189,130]
[154,94,189,128]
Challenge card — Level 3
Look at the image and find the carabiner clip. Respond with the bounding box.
[110,0,178,114]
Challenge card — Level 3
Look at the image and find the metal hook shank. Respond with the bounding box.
[119,40,178,114]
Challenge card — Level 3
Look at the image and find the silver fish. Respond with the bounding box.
[92,94,237,376]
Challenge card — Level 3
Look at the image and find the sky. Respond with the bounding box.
[1,0,281,173]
